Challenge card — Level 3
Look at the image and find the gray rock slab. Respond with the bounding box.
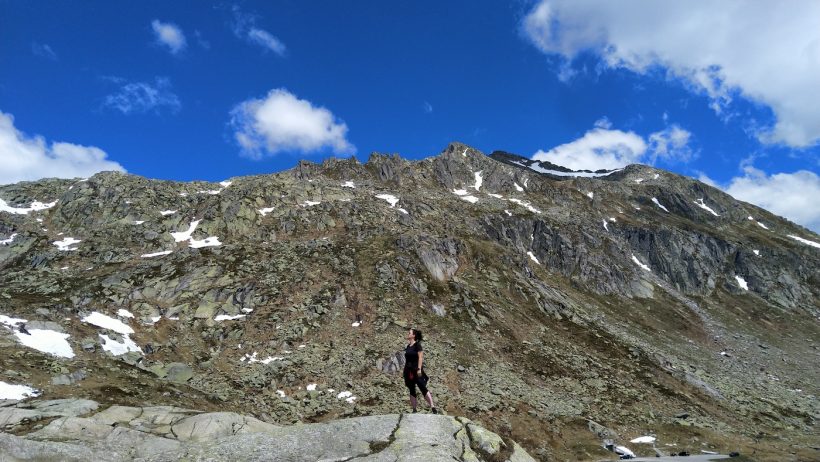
[0,432,121,462]
[92,405,143,425]
[29,398,99,417]
[170,412,278,442]
[0,407,42,427]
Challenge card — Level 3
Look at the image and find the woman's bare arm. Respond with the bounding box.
[418,351,423,370]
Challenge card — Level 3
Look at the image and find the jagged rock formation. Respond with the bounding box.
[0,398,533,461]
[1,143,818,460]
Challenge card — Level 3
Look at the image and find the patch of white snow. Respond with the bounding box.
[735,275,749,290]
[117,309,135,318]
[0,198,57,215]
[53,237,81,251]
[306,384,317,391]
[473,171,483,191]
[99,333,141,356]
[342,181,355,188]
[487,193,502,199]
[508,198,541,214]
[630,436,656,444]
[303,200,321,207]
[159,210,177,216]
[787,235,820,248]
[1,233,18,245]
[140,250,172,258]
[631,254,651,272]
[258,207,275,216]
[757,221,769,230]
[694,198,720,216]
[375,194,399,207]
[527,251,540,265]
[214,314,246,321]
[0,381,41,400]
[82,311,134,334]
[586,192,594,199]
[514,182,524,192]
[460,195,479,204]
[651,197,670,213]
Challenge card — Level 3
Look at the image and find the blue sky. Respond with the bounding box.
[1,1,819,230]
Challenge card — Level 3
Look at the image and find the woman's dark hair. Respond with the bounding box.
[411,328,423,342]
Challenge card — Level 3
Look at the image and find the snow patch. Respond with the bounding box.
[757,221,769,230]
[631,254,651,272]
[0,198,57,215]
[214,314,246,321]
[473,171,483,191]
[453,189,468,196]
[258,207,275,216]
[397,208,409,214]
[117,309,135,319]
[514,182,524,192]
[694,198,720,216]
[171,220,221,248]
[787,235,820,249]
[735,275,749,291]
[651,197,670,213]
[753,249,760,256]
[82,311,134,334]
[133,220,145,225]
[527,251,540,265]
[342,181,355,188]
[352,321,361,327]
[53,237,81,251]
[140,250,172,258]
[159,210,177,216]
[306,383,317,391]
[375,194,399,208]
[1,233,17,245]
[503,210,512,216]
[508,198,541,214]
[614,445,636,458]
[602,220,609,231]
[460,195,479,204]
[241,352,284,364]
[220,181,233,188]
[635,178,644,184]
[586,192,594,199]
[487,193,502,199]
[461,148,468,157]
[99,333,141,356]
[630,436,656,444]
[0,381,41,400]
[303,200,320,207]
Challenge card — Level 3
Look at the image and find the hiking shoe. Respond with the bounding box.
[432,407,438,414]
[412,409,417,413]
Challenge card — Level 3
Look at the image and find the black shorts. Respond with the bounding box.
[403,368,429,397]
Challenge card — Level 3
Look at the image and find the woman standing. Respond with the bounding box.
[404,328,438,414]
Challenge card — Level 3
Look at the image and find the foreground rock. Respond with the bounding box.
[0,399,534,462]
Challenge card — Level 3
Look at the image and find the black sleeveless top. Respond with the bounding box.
[404,342,423,371]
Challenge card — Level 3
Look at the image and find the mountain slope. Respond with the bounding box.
[1,142,818,460]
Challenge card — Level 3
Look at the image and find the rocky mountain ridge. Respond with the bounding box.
[1,142,818,460]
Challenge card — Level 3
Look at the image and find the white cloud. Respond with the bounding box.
[232,7,286,56]
[533,122,693,170]
[423,101,433,113]
[31,42,57,61]
[647,125,694,164]
[521,1,820,147]
[230,88,355,158]
[103,77,181,115]
[151,19,187,55]
[0,110,125,185]
[724,167,820,232]
[533,127,647,170]
[247,28,286,55]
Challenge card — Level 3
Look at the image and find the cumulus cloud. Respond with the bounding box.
[533,120,693,170]
[647,125,694,164]
[232,7,286,56]
[31,42,57,61]
[533,127,646,170]
[151,19,187,54]
[0,110,125,185]
[724,167,820,232]
[230,88,355,158]
[521,0,820,147]
[103,77,181,115]
[423,101,433,114]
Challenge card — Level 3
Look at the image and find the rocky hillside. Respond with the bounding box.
[1,142,818,460]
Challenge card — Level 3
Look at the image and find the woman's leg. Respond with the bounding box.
[404,373,418,411]
[416,378,436,411]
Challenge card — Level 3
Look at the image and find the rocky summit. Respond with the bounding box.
[0,142,818,461]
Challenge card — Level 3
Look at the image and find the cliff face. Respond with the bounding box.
[1,142,818,460]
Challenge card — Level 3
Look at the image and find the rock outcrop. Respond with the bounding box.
[0,399,533,461]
